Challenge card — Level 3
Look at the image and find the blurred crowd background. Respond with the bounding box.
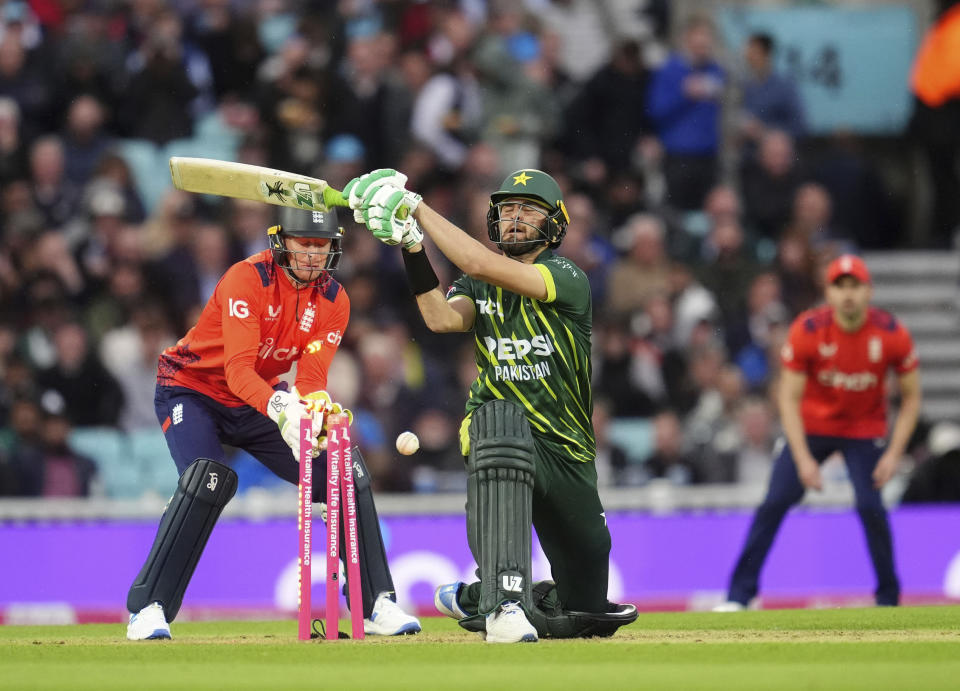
[0,0,958,502]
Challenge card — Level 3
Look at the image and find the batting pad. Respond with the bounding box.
[127,458,237,621]
[467,399,536,615]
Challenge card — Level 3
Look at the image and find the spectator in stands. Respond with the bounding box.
[340,25,412,168]
[645,409,699,484]
[100,301,175,432]
[471,5,559,177]
[0,33,55,141]
[682,340,729,435]
[192,223,239,305]
[0,96,26,185]
[563,39,652,181]
[773,232,820,316]
[17,404,98,497]
[61,94,113,188]
[696,218,762,331]
[591,396,631,488]
[35,320,124,427]
[0,396,43,495]
[592,318,659,418]
[410,10,482,171]
[668,261,719,348]
[118,12,199,145]
[188,0,265,101]
[556,191,616,307]
[707,395,778,486]
[606,213,671,318]
[741,129,804,241]
[810,132,899,250]
[28,135,82,230]
[646,14,724,211]
[737,32,806,148]
[783,183,853,253]
[728,272,790,387]
[407,407,465,493]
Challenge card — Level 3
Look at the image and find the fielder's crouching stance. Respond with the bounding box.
[344,168,638,642]
[125,207,419,640]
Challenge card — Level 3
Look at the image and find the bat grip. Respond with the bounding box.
[322,187,349,209]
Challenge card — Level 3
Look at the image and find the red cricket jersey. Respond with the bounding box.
[157,250,349,415]
[780,306,918,438]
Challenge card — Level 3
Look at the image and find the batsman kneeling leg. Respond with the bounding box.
[127,459,238,621]
[465,399,536,615]
[527,581,639,638]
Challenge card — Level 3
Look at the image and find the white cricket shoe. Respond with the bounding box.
[485,601,538,643]
[363,593,421,636]
[126,602,171,640]
[712,601,746,612]
[434,581,469,619]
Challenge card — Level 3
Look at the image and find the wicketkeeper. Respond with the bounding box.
[343,168,639,642]
[125,207,420,640]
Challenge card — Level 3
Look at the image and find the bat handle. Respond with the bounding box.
[322,187,349,210]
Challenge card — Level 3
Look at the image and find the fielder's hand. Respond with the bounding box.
[266,390,316,461]
[342,169,408,223]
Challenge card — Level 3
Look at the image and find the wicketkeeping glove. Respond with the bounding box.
[301,390,354,450]
[360,183,422,247]
[342,169,408,223]
[266,390,316,461]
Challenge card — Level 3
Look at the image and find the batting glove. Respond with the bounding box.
[342,169,408,223]
[266,390,316,461]
[361,183,422,247]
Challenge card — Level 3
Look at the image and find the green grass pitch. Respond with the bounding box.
[2,607,959,690]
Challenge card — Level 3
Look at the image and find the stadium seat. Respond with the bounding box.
[129,429,178,497]
[607,418,654,464]
[69,427,142,498]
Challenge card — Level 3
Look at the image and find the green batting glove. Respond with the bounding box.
[361,184,422,246]
[342,169,408,213]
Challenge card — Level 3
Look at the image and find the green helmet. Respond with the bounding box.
[486,169,570,250]
[268,207,344,286]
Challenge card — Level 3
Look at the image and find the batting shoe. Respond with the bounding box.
[363,593,422,636]
[712,601,746,612]
[434,581,469,619]
[485,601,538,643]
[126,602,172,640]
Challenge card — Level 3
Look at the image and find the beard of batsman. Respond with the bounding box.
[485,169,570,256]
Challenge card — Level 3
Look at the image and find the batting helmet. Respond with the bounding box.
[268,207,344,286]
[486,169,570,250]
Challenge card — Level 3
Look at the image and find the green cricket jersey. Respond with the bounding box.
[447,250,596,463]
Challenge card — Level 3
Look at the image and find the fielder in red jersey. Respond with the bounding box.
[125,207,420,641]
[718,254,922,610]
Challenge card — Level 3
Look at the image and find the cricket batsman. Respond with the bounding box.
[125,207,420,639]
[715,254,922,610]
[342,168,638,642]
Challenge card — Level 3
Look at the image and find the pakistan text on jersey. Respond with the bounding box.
[494,361,552,382]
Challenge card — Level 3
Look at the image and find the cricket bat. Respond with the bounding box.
[169,157,349,212]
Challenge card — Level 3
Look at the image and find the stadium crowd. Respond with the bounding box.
[0,0,953,499]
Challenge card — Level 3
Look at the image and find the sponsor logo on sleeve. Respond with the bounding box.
[228,298,249,319]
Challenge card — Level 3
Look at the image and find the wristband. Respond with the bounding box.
[401,247,440,295]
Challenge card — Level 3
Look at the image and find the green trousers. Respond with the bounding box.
[459,441,611,614]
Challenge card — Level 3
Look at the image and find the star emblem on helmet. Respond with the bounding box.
[512,171,532,186]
